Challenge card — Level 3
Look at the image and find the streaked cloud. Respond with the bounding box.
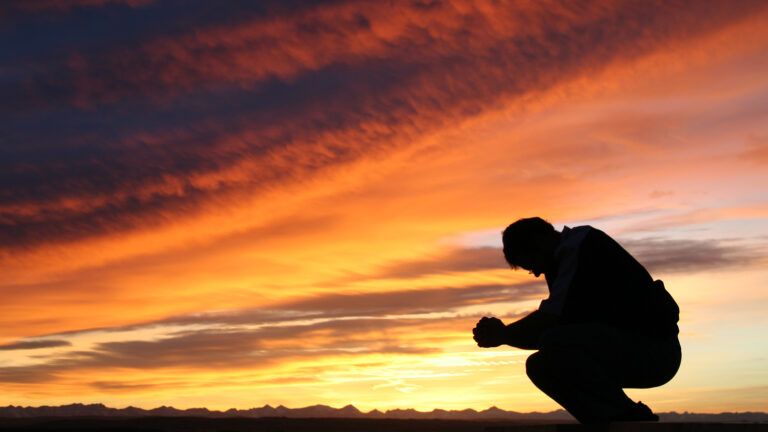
[0,280,541,387]
[5,0,154,13]
[743,135,768,164]
[621,237,766,275]
[4,1,766,251]
[171,282,544,325]
[345,238,765,282]
[0,313,466,382]
[358,247,508,281]
[0,339,71,351]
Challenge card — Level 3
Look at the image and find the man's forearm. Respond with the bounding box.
[503,310,558,350]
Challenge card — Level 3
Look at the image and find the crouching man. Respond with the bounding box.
[473,217,681,424]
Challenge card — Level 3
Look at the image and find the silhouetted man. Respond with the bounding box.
[473,217,681,424]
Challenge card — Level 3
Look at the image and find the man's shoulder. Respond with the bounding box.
[568,225,593,234]
[561,225,594,246]
[571,225,618,241]
[558,225,619,256]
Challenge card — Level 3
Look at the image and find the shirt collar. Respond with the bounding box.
[555,226,571,254]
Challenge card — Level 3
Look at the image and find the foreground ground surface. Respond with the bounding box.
[0,417,766,432]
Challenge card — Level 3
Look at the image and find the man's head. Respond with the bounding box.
[502,217,560,277]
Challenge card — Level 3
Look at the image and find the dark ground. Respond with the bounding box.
[0,417,766,432]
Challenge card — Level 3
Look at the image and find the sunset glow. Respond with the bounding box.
[2,1,767,413]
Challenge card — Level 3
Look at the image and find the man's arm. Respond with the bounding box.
[473,310,558,350]
[503,310,559,349]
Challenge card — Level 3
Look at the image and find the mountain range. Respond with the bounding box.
[1,404,766,423]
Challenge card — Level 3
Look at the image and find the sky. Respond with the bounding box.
[1,0,767,414]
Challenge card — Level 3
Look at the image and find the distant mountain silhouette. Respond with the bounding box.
[1,403,766,423]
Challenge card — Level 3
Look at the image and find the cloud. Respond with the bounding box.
[16,1,766,107]
[0,366,59,383]
[7,0,153,13]
[0,211,339,298]
[358,246,508,281]
[742,134,768,164]
[88,380,161,392]
[0,339,71,351]
[3,1,766,251]
[338,237,764,283]
[0,316,450,381]
[0,281,539,381]
[159,282,544,327]
[620,237,766,275]
[85,318,441,369]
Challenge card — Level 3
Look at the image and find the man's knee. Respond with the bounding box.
[526,348,572,385]
[526,351,550,384]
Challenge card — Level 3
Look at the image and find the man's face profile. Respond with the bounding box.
[514,253,545,277]
[504,244,546,277]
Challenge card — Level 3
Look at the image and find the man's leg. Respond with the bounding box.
[525,324,665,424]
[526,345,635,423]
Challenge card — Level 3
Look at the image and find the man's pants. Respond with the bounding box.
[525,324,681,424]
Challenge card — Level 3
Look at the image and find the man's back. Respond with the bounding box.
[548,226,679,337]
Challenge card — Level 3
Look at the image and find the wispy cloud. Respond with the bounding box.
[0,315,455,382]
[0,339,71,351]
[0,281,539,382]
[356,247,508,281]
[5,0,154,13]
[621,237,766,275]
[4,1,765,251]
[742,134,768,164]
[343,237,765,282]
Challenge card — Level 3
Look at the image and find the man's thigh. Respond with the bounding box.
[539,324,679,388]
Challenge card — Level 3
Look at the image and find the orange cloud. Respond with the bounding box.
[5,1,766,259]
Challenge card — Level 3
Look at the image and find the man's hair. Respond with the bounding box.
[502,217,555,268]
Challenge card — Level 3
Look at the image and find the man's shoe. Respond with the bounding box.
[614,401,659,422]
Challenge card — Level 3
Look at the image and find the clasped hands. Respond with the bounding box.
[472,316,507,348]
